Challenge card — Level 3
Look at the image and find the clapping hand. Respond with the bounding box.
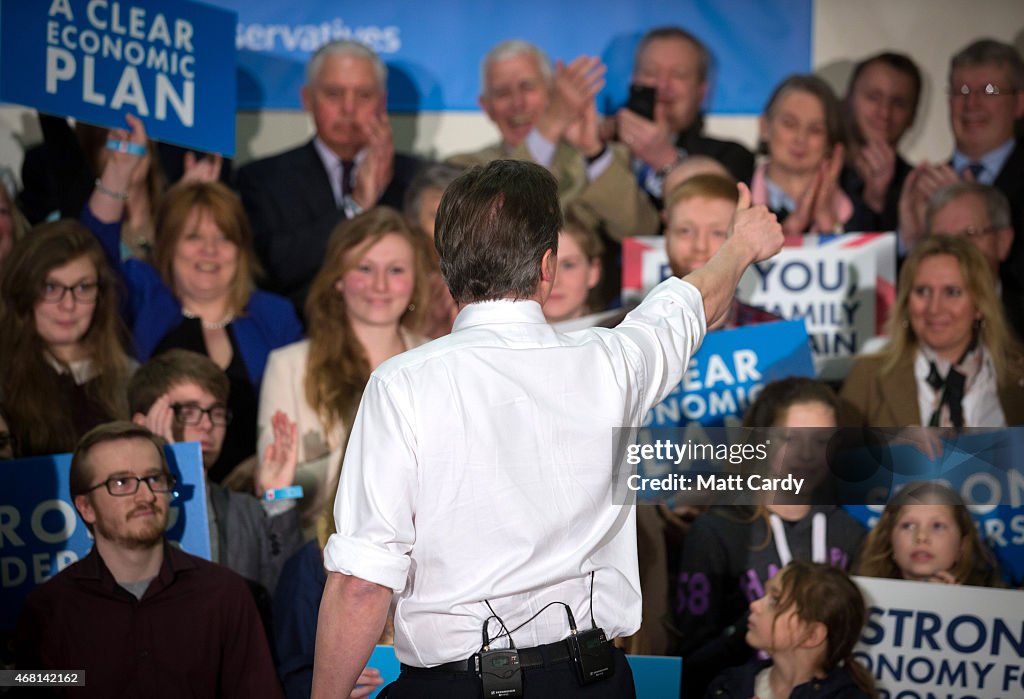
[256,411,298,497]
[353,112,395,211]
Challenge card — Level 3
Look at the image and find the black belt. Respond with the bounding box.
[401,637,582,675]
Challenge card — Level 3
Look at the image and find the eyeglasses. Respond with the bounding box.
[40,281,99,304]
[931,225,999,238]
[949,83,1019,98]
[171,402,232,426]
[84,473,176,496]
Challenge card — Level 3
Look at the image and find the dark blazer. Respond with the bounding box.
[992,142,1024,332]
[678,120,755,185]
[839,351,1024,428]
[840,154,913,233]
[236,140,421,314]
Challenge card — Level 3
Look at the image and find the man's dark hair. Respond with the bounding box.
[636,26,711,84]
[846,52,923,115]
[70,421,169,498]
[435,160,561,305]
[128,349,229,416]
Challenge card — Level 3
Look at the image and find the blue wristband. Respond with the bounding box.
[262,485,304,501]
[105,139,146,157]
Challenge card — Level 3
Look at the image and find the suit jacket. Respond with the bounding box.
[236,140,421,314]
[840,154,913,233]
[839,351,1024,428]
[448,140,659,241]
[677,122,755,185]
[992,142,1024,329]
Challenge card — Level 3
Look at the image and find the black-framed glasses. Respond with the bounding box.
[171,402,232,426]
[84,473,176,496]
[949,83,1019,98]
[40,281,99,304]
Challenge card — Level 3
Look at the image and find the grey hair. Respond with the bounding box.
[925,182,1012,233]
[480,39,552,97]
[403,162,466,222]
[949,39,1024,91]
[306,39,387,90]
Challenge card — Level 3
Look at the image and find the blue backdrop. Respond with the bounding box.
[211,0,813,113]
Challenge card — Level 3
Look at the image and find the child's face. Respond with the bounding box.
[746,573,810,654]
[891,503,964,582]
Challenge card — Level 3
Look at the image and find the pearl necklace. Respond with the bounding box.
[182,309,234,330]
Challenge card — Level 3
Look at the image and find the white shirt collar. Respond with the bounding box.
[452,298,547,331]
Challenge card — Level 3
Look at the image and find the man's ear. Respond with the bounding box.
[540,248,557,283]
[74,494,96,527]
[300,85,313,113]
[996,226,1014,263]
[479,94,495,123]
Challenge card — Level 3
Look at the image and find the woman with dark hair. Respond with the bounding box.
[258,207,430,527]
[0,220,133,455]
[753,75,852,237]
[841,235,1024,427]
[841,52,922,232]
[84,115,302,481]
[673,378,866,697]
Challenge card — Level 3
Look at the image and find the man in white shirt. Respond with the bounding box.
[311,159,782,698]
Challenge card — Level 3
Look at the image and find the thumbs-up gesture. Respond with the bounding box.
[728,182,784,264]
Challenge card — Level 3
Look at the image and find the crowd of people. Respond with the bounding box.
[1,22,1022,699]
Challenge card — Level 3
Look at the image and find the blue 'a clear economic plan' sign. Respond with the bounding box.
[0,0,237,155]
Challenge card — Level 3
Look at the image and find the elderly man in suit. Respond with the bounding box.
[237,40,420,315]
[449,40,659,306]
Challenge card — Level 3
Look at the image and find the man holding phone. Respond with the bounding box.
[617,27,754,204]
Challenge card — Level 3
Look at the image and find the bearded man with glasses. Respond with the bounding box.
[13,421,283,698]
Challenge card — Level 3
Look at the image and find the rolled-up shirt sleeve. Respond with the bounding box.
[323,374,419,592]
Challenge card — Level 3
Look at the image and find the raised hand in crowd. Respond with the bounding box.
[537,55,606,147]
[813,142,846,233]
[564,98,604,159]
[138,393,177,445]
[91,113,147,222]
[852,136,897,214]
[616,99,677,172]
[897,161,961,249]
[352,112,396,211]
[181,151,224,184]
[256,410,299,498]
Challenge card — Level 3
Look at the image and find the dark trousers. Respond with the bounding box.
[381,646,636,698]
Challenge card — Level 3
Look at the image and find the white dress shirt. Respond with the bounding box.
[324,277,706,667]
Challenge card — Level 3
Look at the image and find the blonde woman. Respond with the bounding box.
[258,207,430,527]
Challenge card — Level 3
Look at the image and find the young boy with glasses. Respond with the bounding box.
[128,349,303,596]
